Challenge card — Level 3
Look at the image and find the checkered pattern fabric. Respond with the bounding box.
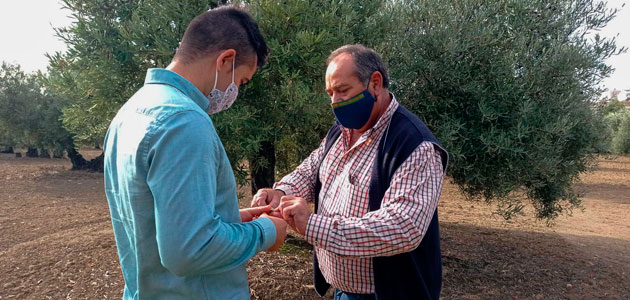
[274,97,445,294]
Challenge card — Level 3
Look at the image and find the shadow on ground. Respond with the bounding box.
[440,222,630,300]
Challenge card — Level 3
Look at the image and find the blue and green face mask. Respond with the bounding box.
[331,89,376,129]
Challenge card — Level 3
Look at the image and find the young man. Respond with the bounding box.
[104,6,287,300]
[254,45,448,300]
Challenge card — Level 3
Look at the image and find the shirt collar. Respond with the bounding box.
[144,68,209,111]
[341,93,399,149]
[371,93,399,134]
[343,93,399,135]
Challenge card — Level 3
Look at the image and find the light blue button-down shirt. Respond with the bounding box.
[104,68,276,300]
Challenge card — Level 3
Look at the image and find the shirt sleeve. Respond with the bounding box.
[145,110,276,277]
[304,142,444,258]
[273,137,327,201]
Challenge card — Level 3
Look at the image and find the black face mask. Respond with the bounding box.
[331,89,376,129]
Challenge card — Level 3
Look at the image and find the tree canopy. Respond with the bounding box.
[384,0,622,219]
[30,0,624,220]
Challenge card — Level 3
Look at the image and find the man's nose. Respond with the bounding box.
[331,93,345,104]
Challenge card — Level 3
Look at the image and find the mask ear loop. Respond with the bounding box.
[212,56,235,91]
[231,57,235,84]
[212,68,219,90]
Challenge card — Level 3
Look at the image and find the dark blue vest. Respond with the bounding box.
[313,104,448,300]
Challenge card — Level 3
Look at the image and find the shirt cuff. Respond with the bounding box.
[252,217,277,251]
[305,213,336,249]
[272,182,294,196]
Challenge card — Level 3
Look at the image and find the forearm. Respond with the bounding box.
[273,138,326,201]
[157,217,276,277]
[146,111,277,277]
[305,142,444,257]
[273,174,314,200]
[304,208,433,257]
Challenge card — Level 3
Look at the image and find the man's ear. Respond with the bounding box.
[369,71,383,95]
[215,49,236,72]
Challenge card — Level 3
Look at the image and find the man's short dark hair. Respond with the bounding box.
[174,5,269,67]
[328,44,389,88]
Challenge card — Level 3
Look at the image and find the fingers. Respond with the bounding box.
[270,192,282,209]
[279,199,293,224]
[244,205,272,217]
[252,189,285,208]
[268,210,283,219]
[280,195,296,203]
[240,205,272,222]
[281,206,296,229]
[278,195,296,212]
[267,206,283,218]
[280,200,305,231]
[279,198,292,209]
[277,197,310,235]
[251,190,269,207]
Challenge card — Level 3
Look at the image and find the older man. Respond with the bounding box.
[254,44,448,300]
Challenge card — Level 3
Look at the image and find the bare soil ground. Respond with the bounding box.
[0,151,628,299]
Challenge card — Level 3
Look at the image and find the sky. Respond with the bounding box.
[600,0,630,99]
[0,0,628,98]
[0,1,73,73]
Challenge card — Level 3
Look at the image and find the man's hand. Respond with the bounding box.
[251,188,285,208]
[239,205,272,222]
[259,214,288,252]
[279,196,311,235]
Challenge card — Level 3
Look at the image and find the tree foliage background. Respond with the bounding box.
[383,0,623,219]
[600,99,630,155]
[215,0,391,192]
[0,0,625,220]
[0,62,74,158]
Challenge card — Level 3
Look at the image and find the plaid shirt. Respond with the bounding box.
[274,96,445,294]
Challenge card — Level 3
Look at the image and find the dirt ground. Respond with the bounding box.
[0,151,628,299]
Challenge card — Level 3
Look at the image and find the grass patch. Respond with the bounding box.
[278,234,312,255]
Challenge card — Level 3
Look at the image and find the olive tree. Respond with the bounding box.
[384,0,623,219]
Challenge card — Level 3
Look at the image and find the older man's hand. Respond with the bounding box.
[251,188,285,208]
[278,195,311,235]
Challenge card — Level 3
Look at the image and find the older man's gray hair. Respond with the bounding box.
[328,44,390,88]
